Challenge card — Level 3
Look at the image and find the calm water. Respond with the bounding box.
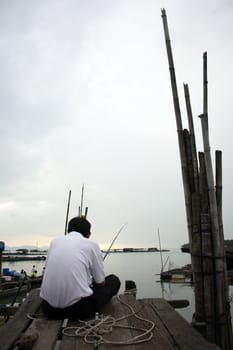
[2,249,233,323]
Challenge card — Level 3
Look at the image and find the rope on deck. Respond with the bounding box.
[62,295,156,346]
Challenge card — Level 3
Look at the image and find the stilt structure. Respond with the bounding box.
[161,8,233,349]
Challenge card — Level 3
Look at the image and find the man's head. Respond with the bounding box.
[68,217,91,238]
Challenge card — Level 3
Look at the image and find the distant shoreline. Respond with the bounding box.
[2,247,170,262]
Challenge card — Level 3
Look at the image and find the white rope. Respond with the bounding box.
[62,295,156,346]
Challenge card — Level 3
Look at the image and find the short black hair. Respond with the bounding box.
[68,217,91,236]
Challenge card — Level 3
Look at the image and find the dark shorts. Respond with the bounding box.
[41,274,121,320]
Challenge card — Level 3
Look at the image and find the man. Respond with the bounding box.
[40,216,120,320]
[30,265,37,278]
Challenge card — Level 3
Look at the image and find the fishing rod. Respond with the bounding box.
[103,222,128,261]
[64,190,72,235]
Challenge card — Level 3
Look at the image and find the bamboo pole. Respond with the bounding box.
[183,85,206,324]
[64,190,71,235]
[84,207,88,218]
[191,190,205,324]
[80,184,84,217]
[161,10,205,328]
[183,129,195,193]
[161,9,193,247]
[199,152,215,340]
[0,251,2,290]
[184,83,199,192]
[183,129,205,324]
[157,228,164,274]
[199,52,232,349]
[215,151,223,243]
[215,150,233,347]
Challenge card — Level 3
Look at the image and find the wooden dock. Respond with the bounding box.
[0,288,220,350]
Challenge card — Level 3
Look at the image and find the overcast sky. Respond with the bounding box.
[0,0,232,250]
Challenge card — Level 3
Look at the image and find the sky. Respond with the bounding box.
[0,0,233,250]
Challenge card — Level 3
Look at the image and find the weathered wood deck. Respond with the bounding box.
[0,288,220,349]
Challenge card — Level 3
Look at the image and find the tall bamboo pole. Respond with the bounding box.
[184,83,199,192]
[215,151,223,242]
[199,52,232,349]
[191,190,205,324]
[64,190,71,235]
[80,184,84,217]
[199,152,215,340]
[161,9,192,247]
[215,150,233,347]
[183,85,206,323]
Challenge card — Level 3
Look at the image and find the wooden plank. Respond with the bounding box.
[0,288,42,350]
[100,294,137,349]
[145,298,220,350]
[60,318,93,350]
[0,292,220,350]
[122,295,175,350]
[60,295,137,350]
[24,319,63,350]
[167,299,189,309]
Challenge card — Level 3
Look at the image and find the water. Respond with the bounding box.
[2,249,233,323]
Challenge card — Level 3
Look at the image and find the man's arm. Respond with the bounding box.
[91,243,106,285]
[95,280,105,287]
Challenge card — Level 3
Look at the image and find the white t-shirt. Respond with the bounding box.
[40,232,105,308]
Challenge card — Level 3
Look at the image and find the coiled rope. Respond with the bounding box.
[62,295,156,346]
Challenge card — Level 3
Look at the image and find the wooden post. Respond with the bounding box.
[124,280,137,297]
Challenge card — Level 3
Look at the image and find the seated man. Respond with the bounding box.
[40,216,120,319]
[30,265,37,278]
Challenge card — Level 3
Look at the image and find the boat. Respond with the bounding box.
[0,284,29,298]
[0,268,43,300]
[160,264,193,282]
[2,255,46,262]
